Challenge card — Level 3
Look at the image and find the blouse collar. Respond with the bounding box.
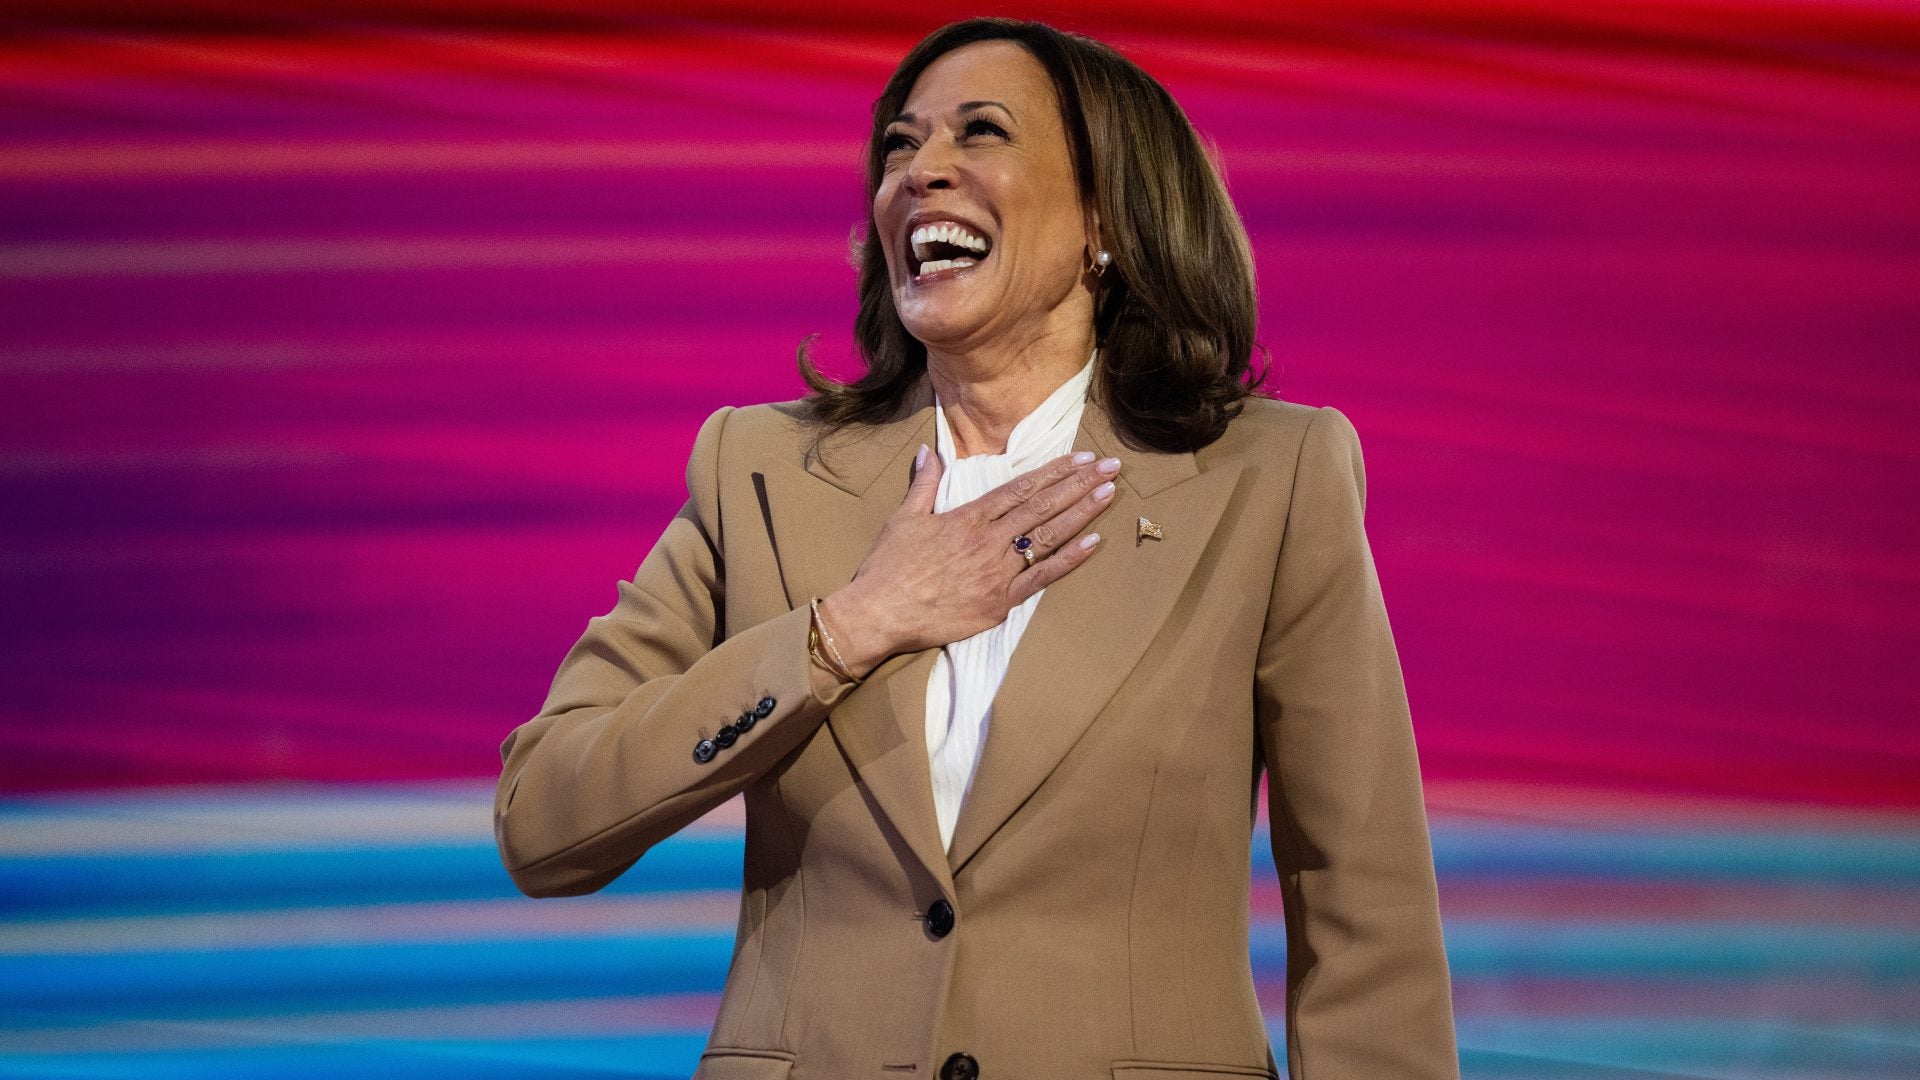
[933,350,1097,468]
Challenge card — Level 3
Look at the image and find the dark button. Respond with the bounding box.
[926,899,955,938]
[734,710,756,732]
[753,695,776,718]
[713,725,737,749]
[692,738,718,764]
[940,1052,979,1080]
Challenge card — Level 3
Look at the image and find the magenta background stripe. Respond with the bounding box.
[1,3,1917,808]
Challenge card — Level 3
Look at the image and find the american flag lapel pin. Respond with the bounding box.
[1136,516,1164,545]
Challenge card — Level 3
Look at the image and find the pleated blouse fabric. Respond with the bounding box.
[925,353,1097,853]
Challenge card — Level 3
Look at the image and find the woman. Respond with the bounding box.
[495,17,1458,1080]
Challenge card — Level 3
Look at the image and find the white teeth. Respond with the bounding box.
[916,257,977,277]
[909,221,991,262]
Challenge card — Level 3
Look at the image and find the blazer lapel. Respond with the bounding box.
[757,378,955,894]
[762,379,936,609]
[943,397,1245,876]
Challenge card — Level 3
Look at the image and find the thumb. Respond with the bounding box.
[903,443,942,513]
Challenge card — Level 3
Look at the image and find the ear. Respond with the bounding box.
[1082,204,1104,256]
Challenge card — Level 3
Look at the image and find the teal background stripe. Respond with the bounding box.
[1,788,1913,1078]
[7,823,1916,920]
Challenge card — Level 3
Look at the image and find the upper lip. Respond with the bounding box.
[901,209,994,270]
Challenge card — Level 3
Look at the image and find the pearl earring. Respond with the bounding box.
[1090,248,1112,276]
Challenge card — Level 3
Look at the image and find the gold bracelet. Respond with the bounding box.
[813,598,855,675]
[807,621,847,681]
[809,621,859,684]
[810,597,859,682]
[808,597,862,684]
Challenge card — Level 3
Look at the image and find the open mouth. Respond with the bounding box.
[909,221,992,280]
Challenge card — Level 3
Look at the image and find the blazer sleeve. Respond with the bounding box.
[1254,406,1460,1079]
[493,405,861,898]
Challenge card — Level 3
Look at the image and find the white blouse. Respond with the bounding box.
[925,352,1097,852]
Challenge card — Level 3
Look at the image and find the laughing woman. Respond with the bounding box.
[494,17,1458,1080]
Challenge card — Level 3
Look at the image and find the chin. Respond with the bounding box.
[893,288,991,348]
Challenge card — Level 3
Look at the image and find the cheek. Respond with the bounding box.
[874,173,910,220]
[872,184,905,268]
[991,167,1080,270]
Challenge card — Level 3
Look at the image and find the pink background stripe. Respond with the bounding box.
[1,3,1916,806]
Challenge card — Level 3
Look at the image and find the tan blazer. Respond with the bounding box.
[494,373,1459,1080]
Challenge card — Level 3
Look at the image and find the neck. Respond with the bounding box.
[928,327,1095,457]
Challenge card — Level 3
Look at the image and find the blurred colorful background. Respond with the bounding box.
[3,2,1917,1077]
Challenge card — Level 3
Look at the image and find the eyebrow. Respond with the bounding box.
[960,100,1015,120]
[888,100,1017,126]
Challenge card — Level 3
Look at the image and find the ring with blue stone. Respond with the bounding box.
[1012,534,1037,568]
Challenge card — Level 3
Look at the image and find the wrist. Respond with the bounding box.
[808,600,861,684]
[819,589,893,678]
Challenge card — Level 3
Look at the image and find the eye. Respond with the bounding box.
[881,131,915,155]
[963,117,1008,139]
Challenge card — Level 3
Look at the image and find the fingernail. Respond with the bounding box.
[1094,481,1115,501]
[1072,450,1095,465]
[915,444,929,468]
[1097,457,1121,475]
[1080,533,1101,550]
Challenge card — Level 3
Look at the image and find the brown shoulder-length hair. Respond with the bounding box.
[795,17,1267,453]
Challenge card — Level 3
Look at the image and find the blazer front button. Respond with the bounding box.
[753,695,776,718]
[692,738,718,764]
[926,899,955,938]
[940,1052,979,1080]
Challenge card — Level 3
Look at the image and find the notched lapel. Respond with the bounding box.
[944,401,1246,876]
[758,457,884,612]
[756,380,935,607]
[756,389,952,891]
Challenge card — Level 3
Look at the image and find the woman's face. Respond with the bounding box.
[873,40,1094,356]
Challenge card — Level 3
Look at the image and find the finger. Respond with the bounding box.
[1009,475,1118,559]
[902,443,943,514]
[999,456,1120,543]
[968,451,1094,524]
[1008,530,1103,604]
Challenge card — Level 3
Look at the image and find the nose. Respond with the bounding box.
[903,138,957,195]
